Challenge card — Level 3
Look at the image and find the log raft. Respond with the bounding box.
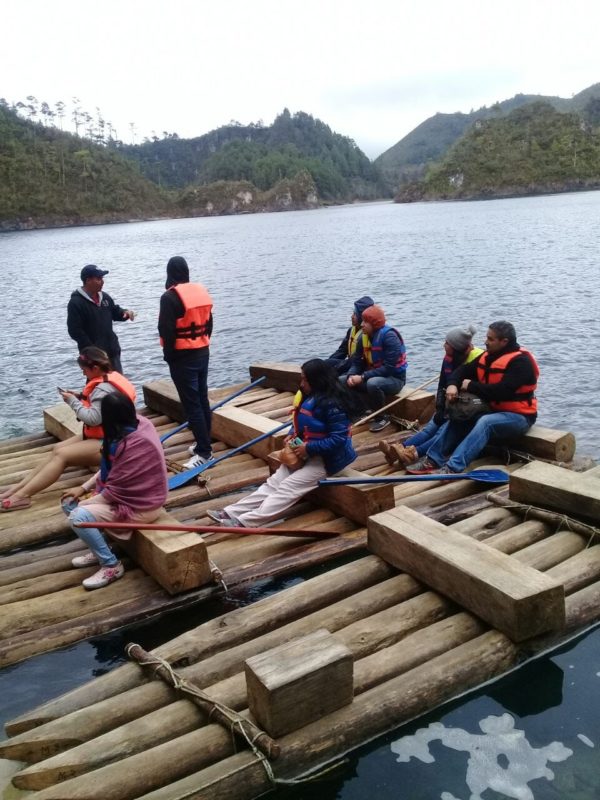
[1,363,598,800]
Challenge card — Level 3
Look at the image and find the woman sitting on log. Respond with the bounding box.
[208,359,357,528]
[63,393,168,590]
[1,347,136,512]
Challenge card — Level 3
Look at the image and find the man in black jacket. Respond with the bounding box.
[67,265,135,373]
[406,321,539,474]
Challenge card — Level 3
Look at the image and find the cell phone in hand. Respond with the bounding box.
[57,386,66,392]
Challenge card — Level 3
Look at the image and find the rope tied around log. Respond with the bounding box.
[125,643,348,791]
[486,488,600,548]
[208,558,229,594]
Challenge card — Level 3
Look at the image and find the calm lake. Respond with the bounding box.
[0,194,599,798]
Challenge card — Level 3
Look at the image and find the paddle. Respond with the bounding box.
[160,375,267,444]
[319,468,510,486]
[75,521,337,539]
[168,420,291,490]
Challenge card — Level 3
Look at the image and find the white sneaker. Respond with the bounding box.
[183,453,212,469]
[72,551,99,568]
[188,445,214,457]
[82,562,124,590]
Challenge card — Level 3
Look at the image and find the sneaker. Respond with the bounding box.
[183,453,212,469]
[405,457,440,475]
[207,509,231,524]
[188,445,214,457]
[435,465,458,475]
[369,415,391,433]
[82,562,124,590]
[72,551,99,568]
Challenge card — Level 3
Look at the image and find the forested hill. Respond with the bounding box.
[0,103,168,230]
[120,109,383,200]
[376,84,600,192]
[396,101,600,202]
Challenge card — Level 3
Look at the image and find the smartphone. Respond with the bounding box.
[57,386,66,392]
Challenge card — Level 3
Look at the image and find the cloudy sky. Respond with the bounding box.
[3,0,599,158]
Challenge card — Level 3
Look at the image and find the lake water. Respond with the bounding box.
[1,194,599,798]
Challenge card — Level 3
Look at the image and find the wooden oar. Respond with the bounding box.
[75,521,337,538]
[160,375,267,444]
[168,420,291,490]
[320,468,510,485]
[351,374,439,432]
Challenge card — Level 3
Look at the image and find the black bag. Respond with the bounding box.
[446,391,491,422]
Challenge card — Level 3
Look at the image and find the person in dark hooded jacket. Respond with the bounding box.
[326,295,374,375]
[158,257,214,468]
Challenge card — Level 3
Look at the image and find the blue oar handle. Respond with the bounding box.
[160,375,267,444]
[168,420,291,489]
[319,469,509,486]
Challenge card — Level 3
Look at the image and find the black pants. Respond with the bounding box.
[168,349,211,458]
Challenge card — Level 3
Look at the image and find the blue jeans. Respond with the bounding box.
[168,349,211,458]
[68,506,118,566]
[405,417,443,457]
[341,374,406,414]
[426,412,532,473]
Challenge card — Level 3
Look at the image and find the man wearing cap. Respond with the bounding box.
[67,265,135,374]
[341,305,407,433]
[326,295,374,375]
[379,324,483,466]
[158,256,214,469]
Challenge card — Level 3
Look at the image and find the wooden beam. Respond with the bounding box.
[368,505,565,641]
[310,467,395,526]
[510,425,576,462]
[509,461,600,523]
[245,628,353,737]
[142,379,251,422]
[249,362,301,393]
[118,511,212,595]
[43,404,82,441]
[210,406,288,458]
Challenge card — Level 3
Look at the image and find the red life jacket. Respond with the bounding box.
[81,372,137,439]
[161,283,213,350]
[476,348,539,414]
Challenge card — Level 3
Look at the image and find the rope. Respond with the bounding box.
[125,646,348,790]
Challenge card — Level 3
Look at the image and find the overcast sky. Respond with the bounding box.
[3,0,599,158]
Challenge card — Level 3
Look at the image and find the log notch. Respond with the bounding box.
[43,404,82,440]
[368,506,565,641]
[210,406,288,458]
[510,461,600,523]
[245,629,353,737]
[309,467,395,525]
[118,511,212,595]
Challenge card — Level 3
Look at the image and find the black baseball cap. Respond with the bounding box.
[81,264,109,281]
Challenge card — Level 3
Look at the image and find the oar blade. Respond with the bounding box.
[464,468,510,483]
[168,462,211,490]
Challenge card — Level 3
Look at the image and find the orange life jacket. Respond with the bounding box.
[81,372,137,439]
[160,283,213,350]
[476,348,539,414]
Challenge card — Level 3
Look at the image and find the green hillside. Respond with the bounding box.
[397,101,600,202]
[0,102,169,230]
[376,86,598,192]
[120,109,383,200]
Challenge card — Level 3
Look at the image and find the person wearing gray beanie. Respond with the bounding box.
[445,324,477,352]
[379,324,483,467]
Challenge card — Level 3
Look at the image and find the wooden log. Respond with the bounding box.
[131,632,519,800]
[483,520,550,554]
[245,629,353,737]
[448,507,520,539]
[165,466,270,510]
[368,506,565,641]
[510,425,576,462]
[546,545,600,595]
[510,461,600,523]
[5,556,394,735]
[43,403,82,440]
[0,512,70,554]
[118,511,212,595]
[512,531,586,572]
[309,466,395,525]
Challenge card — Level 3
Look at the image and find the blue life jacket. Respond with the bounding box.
[292,394,356,475]
[366,325,407,377]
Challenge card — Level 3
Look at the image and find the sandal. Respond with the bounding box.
[1,496,32,512]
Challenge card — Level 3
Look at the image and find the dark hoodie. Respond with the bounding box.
[158,257,213,362]
[328,295,374,371]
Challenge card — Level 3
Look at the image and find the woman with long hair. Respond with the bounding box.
[1,347,136,511]
[208,359,357,528]
[63,393,168,590]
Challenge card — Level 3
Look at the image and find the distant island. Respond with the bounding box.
[2,84,600,231]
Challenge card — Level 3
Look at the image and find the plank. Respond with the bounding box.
[210,406,288,458]
[509,460,600,522]
[368,505,565,641]
[118,511,212,595]
[511,425,576,462]
[310,467,396,525]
